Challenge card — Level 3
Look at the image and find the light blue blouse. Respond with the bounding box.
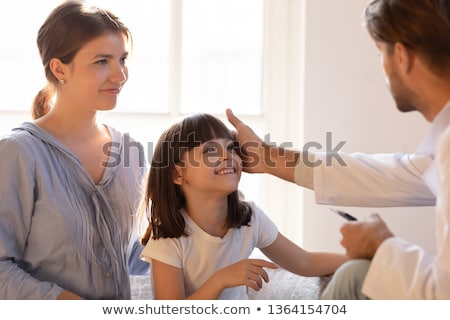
[0,122,149,299]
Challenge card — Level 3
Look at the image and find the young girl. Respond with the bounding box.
[140,113,348,299]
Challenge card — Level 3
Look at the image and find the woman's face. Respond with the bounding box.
[62,32,129,112]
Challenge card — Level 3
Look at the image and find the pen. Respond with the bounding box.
[329,208,358,221]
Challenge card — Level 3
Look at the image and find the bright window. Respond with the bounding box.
[0,0,303,243]
[0,0,63,112]
[180,0,263,115]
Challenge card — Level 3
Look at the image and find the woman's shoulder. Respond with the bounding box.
[1,122,40,153]
[0,123,46,171]
[104,124,141,144]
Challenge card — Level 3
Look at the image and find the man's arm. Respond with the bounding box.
[226,108,312,187]
[226,109,435,207]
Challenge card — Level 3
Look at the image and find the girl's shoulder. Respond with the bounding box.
[240,200,267,219]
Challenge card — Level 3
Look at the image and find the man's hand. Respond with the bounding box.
[340,213,394,259]
[226,108,300,182]
[226,108,267,173]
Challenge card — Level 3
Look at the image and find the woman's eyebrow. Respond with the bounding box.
[91,52,128,59]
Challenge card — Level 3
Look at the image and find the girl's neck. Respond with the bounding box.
[184,196,229,238]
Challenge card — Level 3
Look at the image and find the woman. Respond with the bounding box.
[0,1,148,299]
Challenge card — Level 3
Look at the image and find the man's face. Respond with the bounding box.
[377,41,419,114]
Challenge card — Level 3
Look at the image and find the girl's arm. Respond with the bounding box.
[260,233,349,277]
[151,259,186,299]
[151,258,278,299]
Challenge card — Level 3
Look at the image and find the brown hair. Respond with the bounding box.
[32,1,131,119]
[140,113,252,244]
[364,0,450,78]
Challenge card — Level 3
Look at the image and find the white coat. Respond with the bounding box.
[306,102,450,299]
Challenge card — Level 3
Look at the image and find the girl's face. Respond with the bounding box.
[174,138,242,199]
[62,32,129,112]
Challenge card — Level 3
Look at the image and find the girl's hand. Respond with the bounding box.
[216,258,278,291]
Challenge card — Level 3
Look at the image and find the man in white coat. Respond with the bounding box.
[226,0,450,299]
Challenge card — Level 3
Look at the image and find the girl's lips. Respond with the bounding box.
[215,168,236,175]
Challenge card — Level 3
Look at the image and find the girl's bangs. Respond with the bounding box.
[180,114,233,148]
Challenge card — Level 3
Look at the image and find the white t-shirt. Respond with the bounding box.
[141,201,278,299]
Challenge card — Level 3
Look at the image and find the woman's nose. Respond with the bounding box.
[111,63,128,84]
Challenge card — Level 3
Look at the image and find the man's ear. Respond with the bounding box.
[173,165,183,185]
[394,42,414,74]
[49,58,68,82]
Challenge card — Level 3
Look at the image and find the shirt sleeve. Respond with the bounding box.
[128,237,151,275]
[0,136,63,299]
[362,128,450,299]
[310,151,436,207]
[141,236,183,268]
[249,202,279,249]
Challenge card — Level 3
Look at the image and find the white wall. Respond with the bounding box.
[299,0,436,254]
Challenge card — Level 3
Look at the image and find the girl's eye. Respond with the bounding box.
[120,56,127,65]
[228,142,239,151]
[204,146,216,153]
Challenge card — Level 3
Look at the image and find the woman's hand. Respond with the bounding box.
[57,290,83,300]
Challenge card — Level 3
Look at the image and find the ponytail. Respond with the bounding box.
[31,85,54,120]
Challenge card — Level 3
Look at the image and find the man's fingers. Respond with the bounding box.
[367,212,382,222]
[226,108,242,129]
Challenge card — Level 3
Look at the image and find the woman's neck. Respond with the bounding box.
[35,105,102,142]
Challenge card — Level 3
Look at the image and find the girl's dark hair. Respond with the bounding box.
[364,0,450,77]
[32,1,131,119]
[140,113,252,244]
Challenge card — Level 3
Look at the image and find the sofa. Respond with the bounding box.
[130,268,331,300]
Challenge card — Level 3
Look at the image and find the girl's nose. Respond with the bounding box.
[221,148,233,160]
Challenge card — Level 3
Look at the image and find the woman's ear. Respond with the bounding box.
[49,58,68,83]
[173,165,183,185]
